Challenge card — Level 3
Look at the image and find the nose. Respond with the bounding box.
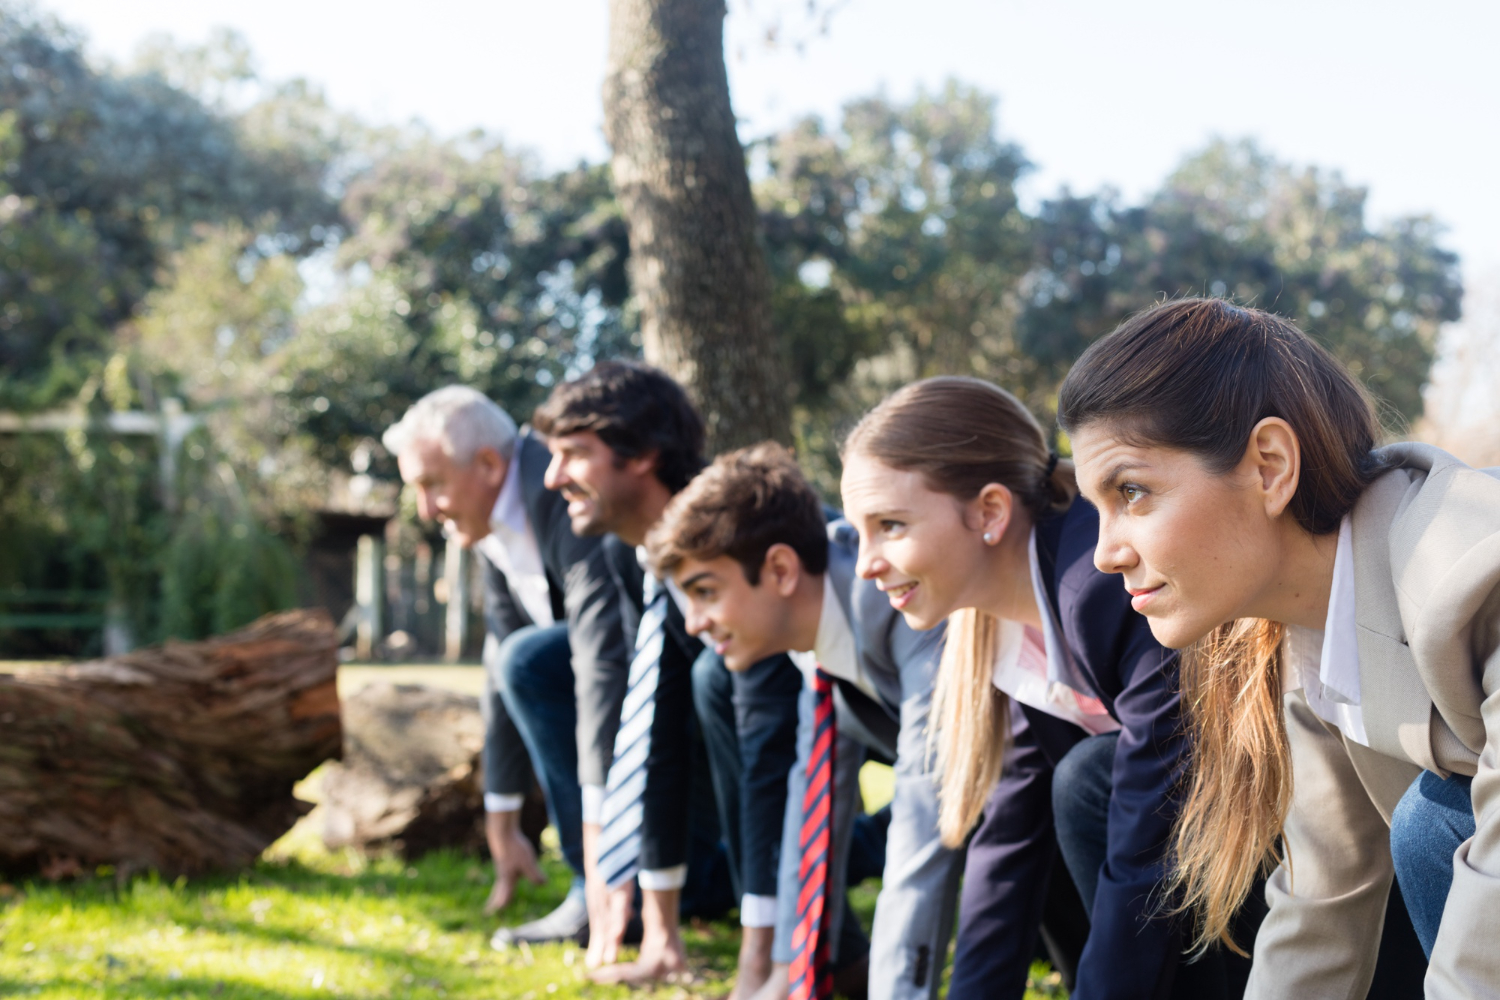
[854,539,887,581]
[684,603,710,637]
[414,486,439,522]
[543,450,566,491]
[1092,512,1136,576]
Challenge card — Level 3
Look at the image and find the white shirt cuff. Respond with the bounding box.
[740,893,778,928]
[484,792,525,813]
[581,784,607,825]
[638,865,688,891]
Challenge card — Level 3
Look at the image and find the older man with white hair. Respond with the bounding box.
[384,386,631,947]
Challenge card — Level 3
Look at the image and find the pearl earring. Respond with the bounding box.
[982,532,994,544]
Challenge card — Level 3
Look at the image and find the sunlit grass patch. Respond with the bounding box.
[0,813,1065,998]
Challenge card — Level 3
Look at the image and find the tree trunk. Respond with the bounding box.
[0,610,342,879]
[603,0,790,451]
[318,682,548,859]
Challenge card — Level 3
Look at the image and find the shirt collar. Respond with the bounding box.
[1027,528,1093,694]
[489,457,528,540]
[788,575,865,696]
[1318,515,1361,707]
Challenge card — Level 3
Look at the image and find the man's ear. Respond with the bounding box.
[1244,417,1301,518]
[472,446,508,489]
[623,448,662,480]
[762,543,803,597]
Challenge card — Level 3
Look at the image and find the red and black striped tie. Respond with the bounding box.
[789,668,835,1000]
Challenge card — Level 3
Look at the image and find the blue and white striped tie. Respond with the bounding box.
[597,576,669,889]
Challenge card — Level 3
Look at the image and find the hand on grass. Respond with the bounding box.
[483,811,545,915]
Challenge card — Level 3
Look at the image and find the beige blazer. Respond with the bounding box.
[1247,442,1500,999]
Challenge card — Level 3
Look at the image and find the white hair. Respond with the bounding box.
[382,386,518,464]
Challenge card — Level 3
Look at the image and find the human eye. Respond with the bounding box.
[879,519,906,536]
[1119,483,1148,506]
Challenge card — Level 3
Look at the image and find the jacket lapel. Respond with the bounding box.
[1351,459,1435,772]
[516,430,550,531]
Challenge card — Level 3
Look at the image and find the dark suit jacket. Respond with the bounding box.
[1033,496,1184,1000]
[598,532,705,872]
[954,496,1184,1000]
[479,429,631,789]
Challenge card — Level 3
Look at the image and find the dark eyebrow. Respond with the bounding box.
[1097,462,1147,492]
[679,570,718,590]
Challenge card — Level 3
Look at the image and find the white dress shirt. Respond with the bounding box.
[990,529,1121,736]
[1283,516,1367,745]
[472,461,555,629]
[788,575,877,701]
[473,462,554,814]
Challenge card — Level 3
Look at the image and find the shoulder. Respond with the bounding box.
[1362,442,1500,634]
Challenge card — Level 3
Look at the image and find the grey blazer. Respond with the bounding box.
[478,429,631,790]
[1248,442,1500,999]
[775,521,956,1000]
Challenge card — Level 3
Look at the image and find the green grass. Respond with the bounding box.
[0,759,1064,998]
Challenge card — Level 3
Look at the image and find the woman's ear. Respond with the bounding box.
[1245,417,1301,517]
[763,543,804,597]
[975,483,1015,545]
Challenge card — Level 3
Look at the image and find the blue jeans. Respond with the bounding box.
[486,624,585,881]
[1391,770,1475,958]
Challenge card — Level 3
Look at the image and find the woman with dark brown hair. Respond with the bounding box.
[840,377,1242,999]
[1058,298,1496,997]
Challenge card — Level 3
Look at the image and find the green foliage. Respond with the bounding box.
[1018,139,1461,426]
[157,444,299,641]
[0,6,340,409]
[0,6,1464,650]
[307,139,634,474]
[755,81,1034,489]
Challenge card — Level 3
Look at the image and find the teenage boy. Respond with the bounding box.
[532,360,729,984]
[646,443,960,1000]
[383,386,629,946]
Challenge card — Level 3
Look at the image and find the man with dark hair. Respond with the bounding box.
[533,360,738,984]
[646,443,959,1000]
[383,386,630,948]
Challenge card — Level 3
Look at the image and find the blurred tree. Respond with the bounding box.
[0,7,341,409]
[294,136,633,473]
[603,0,790,450]
[1019,139,1462,426]
[751,82,1033,487]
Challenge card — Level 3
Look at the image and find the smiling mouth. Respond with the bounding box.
[883,581,918,608]
[1126,584,1164,612]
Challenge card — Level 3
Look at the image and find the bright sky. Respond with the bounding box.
[36,0,1500,286]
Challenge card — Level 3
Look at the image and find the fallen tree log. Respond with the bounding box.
[0,609,341,879]
[319,682,547,859]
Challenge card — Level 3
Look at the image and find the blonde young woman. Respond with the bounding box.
[840,377,1247,999]
[1057,298,1490,997]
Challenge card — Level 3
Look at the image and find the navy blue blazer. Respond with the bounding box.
[599,533,705,873]
[959,496,1184,1000]
[1037,496,1185,998]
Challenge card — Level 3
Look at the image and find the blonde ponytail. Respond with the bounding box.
[929,608,1010,847]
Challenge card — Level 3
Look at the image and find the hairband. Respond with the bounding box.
[1045,451,1060,478]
